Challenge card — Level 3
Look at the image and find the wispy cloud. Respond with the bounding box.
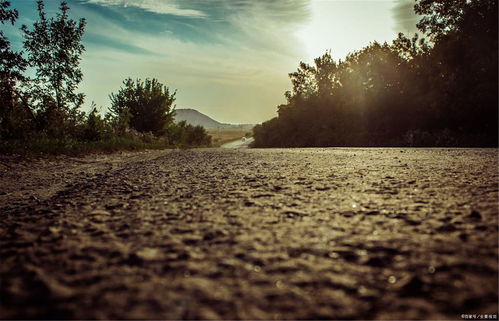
[81,0,310,54]
[73,0,311,122]
[10,0,405,123]
[392,0,421,35]
[85,0,206,17]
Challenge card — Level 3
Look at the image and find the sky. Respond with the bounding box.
[4,0,420,124]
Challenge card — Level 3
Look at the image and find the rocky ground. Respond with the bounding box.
[0,148,498,320]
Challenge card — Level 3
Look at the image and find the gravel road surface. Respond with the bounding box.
[0,148,497,319]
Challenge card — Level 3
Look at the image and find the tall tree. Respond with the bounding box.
[415,0,498,141]
[415,0,497,40]
[0,1,28,137]
[21,0,86,133]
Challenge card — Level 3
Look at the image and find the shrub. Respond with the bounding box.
[109,78,176,136]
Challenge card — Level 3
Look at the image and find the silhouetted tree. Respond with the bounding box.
[252,0,497,148]
[167,120,211,147]
[0,1,28,138]
[109,78,176,136]
[416,0,498,143]
[21,0,86,136]
[415,0,497,40]
[185,124,211,146]
[82,104,106,141]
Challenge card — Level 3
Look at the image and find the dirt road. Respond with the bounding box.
[221,137,255,148]
[0,148,497,319]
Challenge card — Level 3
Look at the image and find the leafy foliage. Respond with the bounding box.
[109,78,176,136]
[0,1,28,138]
[168,120,212,147]
[0,1,211,153]
[253,0,497,147]
[82,105,106,141]
[109,78,211,146]
[20,1,86,137]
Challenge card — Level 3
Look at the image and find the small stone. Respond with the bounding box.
[244,200,256,207]
[400,276,425,297]
[89,210,111,216]
[341,211,355,217]
[365,256,388,267]
[459,233,468,241]
[48,226,61,234]
[136,247,163,261]
[468,210,482,221]
[328,252,340,259]
[406,219,422,226]
[283,210,308,218]
[436,224,457,233]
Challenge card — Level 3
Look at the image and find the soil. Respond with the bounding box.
[0,148,498,320]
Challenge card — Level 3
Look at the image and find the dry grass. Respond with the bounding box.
[208,130,252,147]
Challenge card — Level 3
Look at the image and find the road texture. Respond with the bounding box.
[0,148,498,320]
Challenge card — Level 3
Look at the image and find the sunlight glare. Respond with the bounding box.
[297,0,398,63]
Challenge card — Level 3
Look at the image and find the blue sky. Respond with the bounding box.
[5,0,419,123]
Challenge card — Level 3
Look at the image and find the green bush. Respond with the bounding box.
[109,78,175,136]
[81,107,106,141]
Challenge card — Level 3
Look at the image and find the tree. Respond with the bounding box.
[286,61,317,102]
[109,78,176,135]
[253,0,497,148]
[0,1,28,138]
[82,104,106,141]
[415,0,497,143]
[415,0,497,41]
[21,0,86,134]
[168,120,211,147]
[184,123,211,146]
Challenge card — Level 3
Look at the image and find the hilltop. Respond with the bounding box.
[174,109,254,131]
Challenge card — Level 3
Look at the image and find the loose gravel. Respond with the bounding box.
[0,148,497,319]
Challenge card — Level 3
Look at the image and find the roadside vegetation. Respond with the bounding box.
[0,1,211,155]
[253,0,497,147]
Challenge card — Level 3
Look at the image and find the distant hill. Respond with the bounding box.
[174,108,254,131]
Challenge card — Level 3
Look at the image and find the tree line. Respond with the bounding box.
[253,0,497,147]
[0,0,210,154]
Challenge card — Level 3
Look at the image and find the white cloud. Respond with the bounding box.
[85,0,206,17]
[79,13,300,123]
[78,0,311,123]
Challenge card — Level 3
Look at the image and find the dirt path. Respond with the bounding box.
[221,137,254,148]
[0,148,497,319]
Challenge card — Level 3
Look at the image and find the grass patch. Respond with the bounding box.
[0,136,179,156]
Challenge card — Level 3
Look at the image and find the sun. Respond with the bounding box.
[297,0,399,63]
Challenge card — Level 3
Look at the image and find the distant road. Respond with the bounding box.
[221,136,254,148]
[0,148,497,319]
